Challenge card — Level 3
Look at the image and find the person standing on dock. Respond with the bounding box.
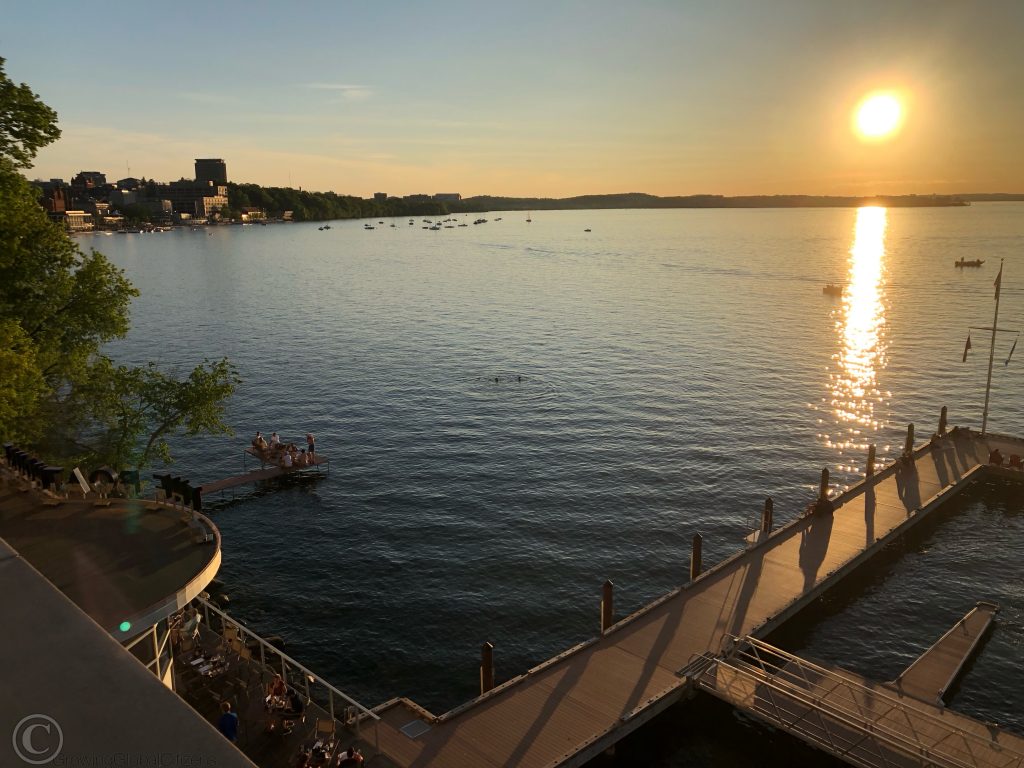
[306,432,315,458]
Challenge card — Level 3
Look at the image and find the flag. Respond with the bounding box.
[1007,336,1018,366]
[962,333,972,362]
[994,264,1003,300]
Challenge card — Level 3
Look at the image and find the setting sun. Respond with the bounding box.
[854,92,904,140]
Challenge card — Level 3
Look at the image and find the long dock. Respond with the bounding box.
[365,423,1024,768]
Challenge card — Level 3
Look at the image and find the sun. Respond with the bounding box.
[854,92,903,140]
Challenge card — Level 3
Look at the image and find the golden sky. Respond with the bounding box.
[9,0,1024,197]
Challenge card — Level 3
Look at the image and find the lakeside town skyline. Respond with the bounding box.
[6,0,1024,199]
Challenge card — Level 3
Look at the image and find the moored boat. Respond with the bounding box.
[954,258,984,268]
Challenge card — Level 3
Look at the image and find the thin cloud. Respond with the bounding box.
[303,83,374,101]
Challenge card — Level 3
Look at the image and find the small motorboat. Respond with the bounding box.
[954,258,984,268]
[823,284,844,296]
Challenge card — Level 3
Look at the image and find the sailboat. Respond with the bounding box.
[526,211,532,223]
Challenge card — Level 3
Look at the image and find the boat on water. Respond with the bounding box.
[526,212,532,223]
[822,284,844,296]
[954,258,984,268]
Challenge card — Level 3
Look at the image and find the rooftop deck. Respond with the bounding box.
[0,470,221,639]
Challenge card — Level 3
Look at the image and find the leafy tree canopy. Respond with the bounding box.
[0,57,60,168]
[0,58,238,472]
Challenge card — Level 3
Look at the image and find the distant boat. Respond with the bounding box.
[823,284,844,296]
[526,212,532,223]
[584,228,591,232]
[954,258,984,268]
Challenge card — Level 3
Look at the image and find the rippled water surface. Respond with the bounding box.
[95,205,1024,759]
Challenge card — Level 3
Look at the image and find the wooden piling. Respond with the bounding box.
[600,580,614,633]
[903,423,915,458]
[938,406,948,436]
[866,445,876,477]
[690,534,703,581]
[480,642,495,695]
[818,468,830,500]
[761,497,774,537]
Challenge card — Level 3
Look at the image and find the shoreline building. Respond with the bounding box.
[195,158,227,185]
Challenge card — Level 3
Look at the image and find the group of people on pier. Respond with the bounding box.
[252,430,317,468]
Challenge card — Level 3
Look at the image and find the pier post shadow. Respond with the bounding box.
[895,459,921,513]
[798,510,834,593]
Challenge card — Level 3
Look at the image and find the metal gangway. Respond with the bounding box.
[696,636,1024,768]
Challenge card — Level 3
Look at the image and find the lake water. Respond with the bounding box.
[93,205,1024,764]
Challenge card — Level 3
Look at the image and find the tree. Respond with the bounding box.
[0,57,61,168]
[0,59,239,471]
[72,358,240,469]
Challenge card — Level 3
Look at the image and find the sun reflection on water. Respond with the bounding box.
[820,206,890,481]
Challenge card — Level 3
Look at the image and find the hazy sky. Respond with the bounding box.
[5,0,1023,197]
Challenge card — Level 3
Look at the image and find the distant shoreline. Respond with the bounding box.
[227,184,1024,223]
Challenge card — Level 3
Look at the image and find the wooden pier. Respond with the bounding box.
[199,449,329,496]
[891,600,999,706]
[362,423,1024,768]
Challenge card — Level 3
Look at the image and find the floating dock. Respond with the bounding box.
[198,449,329,496]
[363,422,1024,768]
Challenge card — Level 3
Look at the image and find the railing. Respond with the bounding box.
[701,636,1024,768]
[194,596,381,754]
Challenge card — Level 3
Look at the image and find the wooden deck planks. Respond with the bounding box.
[892,601,999,706]
[373,430,1024,768]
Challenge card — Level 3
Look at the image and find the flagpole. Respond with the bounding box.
[981,258,1004,435]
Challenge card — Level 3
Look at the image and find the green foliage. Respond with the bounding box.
[0,61,239,471]
[73,357,240,469]
[0,162,137,386]
[0,57,60,168]
[0,319,46,442]
[118,203,152,223]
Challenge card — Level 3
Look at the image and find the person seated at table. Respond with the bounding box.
[989,448,1004,465]
[283,688,305,716]
[266,674,287,700]
[281,450,293,469]
[337,746,363,766]
[297,448,309,466]
[270,432,281,448]
[280,688,305,734]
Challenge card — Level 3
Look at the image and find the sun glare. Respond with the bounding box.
[854,92,903,140]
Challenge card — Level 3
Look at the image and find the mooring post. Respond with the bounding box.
[902,423,915,460]
[938,406,948,436]
[600,579,614,634]
[866,444,876,477]
[812,467,835,515]
[690,533,703,581]
[480,642,495,695]
[761,497,774,537]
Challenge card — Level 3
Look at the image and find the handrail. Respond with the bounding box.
[195,596,380,724]
[710,636,1024,768]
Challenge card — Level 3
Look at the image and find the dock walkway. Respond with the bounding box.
[369,428,1024,768]
[198,450,329,496]
[892,600,999,706]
